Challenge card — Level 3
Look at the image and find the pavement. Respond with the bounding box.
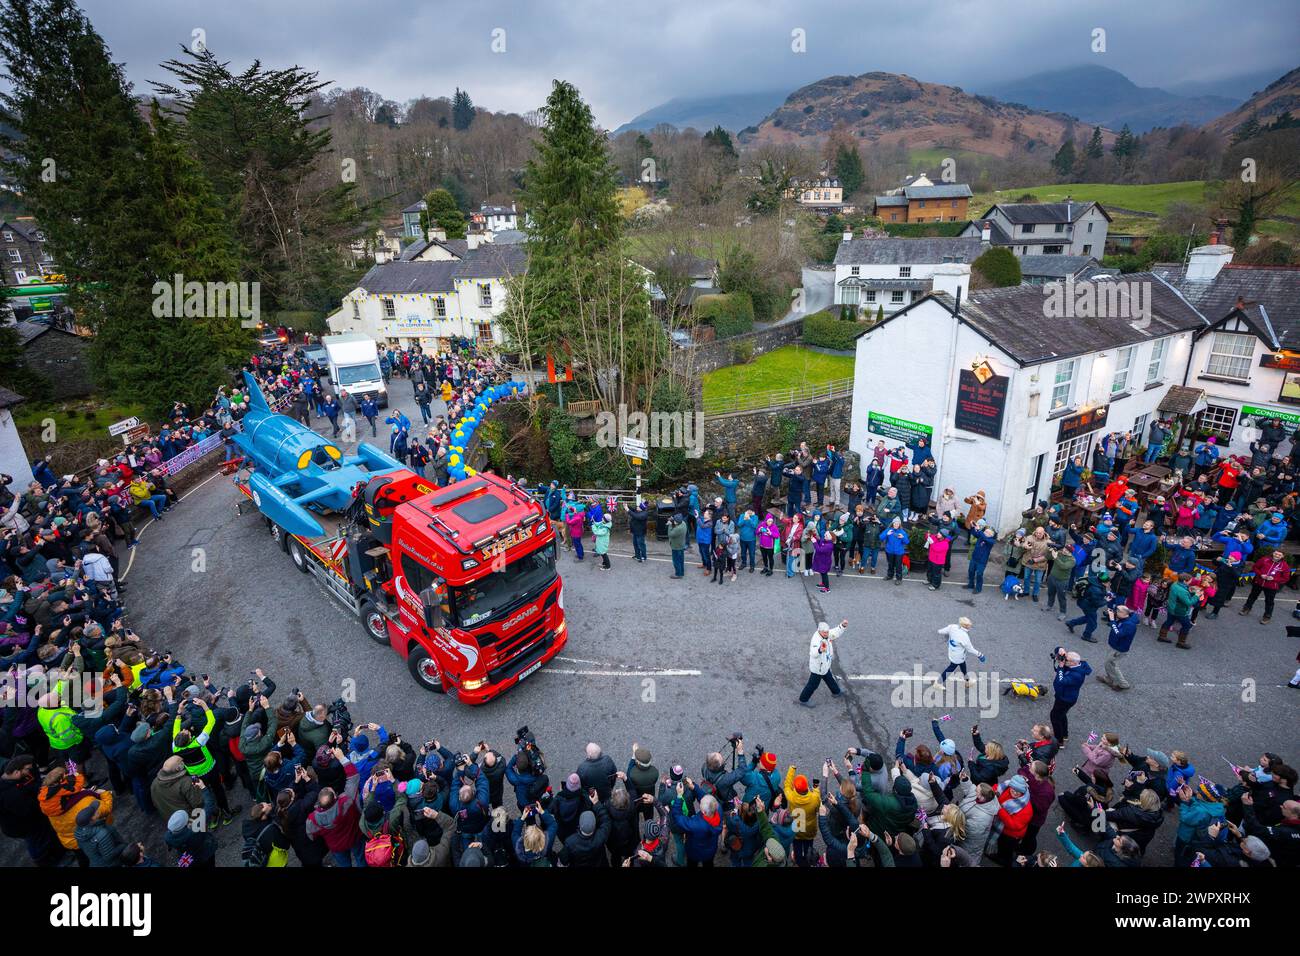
[11,373,1294,867]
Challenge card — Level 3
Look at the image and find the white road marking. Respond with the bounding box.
[540,668,702,677]
[120,468,227,581]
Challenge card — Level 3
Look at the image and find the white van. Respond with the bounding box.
[322,333,388,408]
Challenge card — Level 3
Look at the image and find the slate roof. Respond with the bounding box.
[401,200,427,214]
[1158,385,1208,416]
[1151,262,1300,349]
[903,184,973,200]
[0,219,42,241]
[874,196,909,207]
[978,200,1111,224]
[962,219,1013,245]
[858,273,1210,366]
[451,243,527,280]
[0,385,25,409]
[952,273,1208,365]
[834,236,984,267]
[492,229,526,244]
[359,260,458,294]
[481,204,516,217]
[1018,255,1101,279]
[14,319,50,345]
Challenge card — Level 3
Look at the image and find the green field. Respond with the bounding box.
[15,398,148,441]
[702,344,854,406]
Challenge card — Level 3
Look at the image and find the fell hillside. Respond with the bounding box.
[1203,66,1300,137]
[740,72,1108,158]
[612,90,790,135]
[981,65,1238,134]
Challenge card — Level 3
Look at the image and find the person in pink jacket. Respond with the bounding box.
[757,513,781,576]
[1079,732,1122,781]
[925,530,951,591]
[1128,572,1152,616]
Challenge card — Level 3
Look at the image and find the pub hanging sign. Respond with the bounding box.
[1057,404,1109,443]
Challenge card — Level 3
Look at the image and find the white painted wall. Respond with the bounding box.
[0,408,35,488]
[1188,329,1293,455]
[327,277,510,349]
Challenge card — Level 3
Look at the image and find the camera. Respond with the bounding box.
[727,731,743,748]
[326,698,353,737]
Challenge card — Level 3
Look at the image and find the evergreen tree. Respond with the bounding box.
[833,143,866,195]
[516,80,622,352]
[154,47,368,316]
[1051,138,1076,177]
[421,187,466,240]
[702,125,736,157]
[1084,126,1104,159]
[0,0,230,411]
[972,247,1021,288]
[452,87,475,130]
[1112,124,1138,164]
[1232,113,1261,144]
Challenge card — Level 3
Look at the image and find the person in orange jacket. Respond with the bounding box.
[38,766,113,865]
[989,774,1033,866]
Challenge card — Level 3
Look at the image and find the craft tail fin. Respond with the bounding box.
[243,370,271,412]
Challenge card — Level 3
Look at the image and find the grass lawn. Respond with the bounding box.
[702,344,854,407]
[14,398,149,441]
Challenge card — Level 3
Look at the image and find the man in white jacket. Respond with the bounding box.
[937,617,983,687]
[797,619,849,708]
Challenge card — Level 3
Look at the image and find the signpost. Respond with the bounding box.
[122,424,150,445]
[620,436,648,502]
[108,416,141,437]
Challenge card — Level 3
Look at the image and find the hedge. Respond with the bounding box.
[802,310,865,351]
[694,291,754,339]
[883,221,969,238]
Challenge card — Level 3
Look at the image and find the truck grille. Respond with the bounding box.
[487,632,553,686]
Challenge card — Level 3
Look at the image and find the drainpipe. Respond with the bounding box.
[933,287,963,496]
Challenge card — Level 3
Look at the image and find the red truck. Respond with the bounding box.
[236,469,567,704]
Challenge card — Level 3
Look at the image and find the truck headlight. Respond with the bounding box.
[461,677,485,691]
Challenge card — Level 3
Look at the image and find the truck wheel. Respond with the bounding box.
[270,522,289,553]
[358,600,389,646]
[406,643,446,693]
[287,537,311,573]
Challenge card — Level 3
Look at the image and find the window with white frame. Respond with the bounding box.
[1022,224,1036,234]
[382,297,395,319]
[476,322,493,344]
[890,290,904,304]
[841,286,860,305]
[850,265,860,276]
[13,270,25,283]
[478,283,492,308]
[1197,405,1237,441]
[1051,358,1077,409]
[2,231,12,242]
[351,300,360,321]
[1204,331,1254,380]
[433,296,447,317]
[1112,345,1136,394]
[1146,337,1168,383]
[864,290,877,303]
[899,266,911,278]
[1132,413,1149,446]
[7,249,20,262]
[1053,434,1092,481]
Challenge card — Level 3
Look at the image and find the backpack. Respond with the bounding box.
[241,823,276,868]
[364,820,405,868]
[526,772,550,803]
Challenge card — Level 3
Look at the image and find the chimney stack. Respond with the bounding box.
[980,221,991,243]
[1186,242,1234,283]
[843,230,854,242]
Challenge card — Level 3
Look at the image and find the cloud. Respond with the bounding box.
[82,0,1299,127]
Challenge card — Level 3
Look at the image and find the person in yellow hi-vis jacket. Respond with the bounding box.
[172,697,239,828]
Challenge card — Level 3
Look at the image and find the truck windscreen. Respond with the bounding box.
[451,542,556,629]
[336,362,381,386]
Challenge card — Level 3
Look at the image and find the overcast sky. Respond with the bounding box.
[82,0,1298,127]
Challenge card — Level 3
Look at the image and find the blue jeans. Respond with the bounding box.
[141,495,168,518]
[698,542,712,570]
[331,841,367,867]
[786,551,798,577]
[1144,444,1161,463]
[967,558,987,593]
[740,540,755,569]
[671,549,684,576]
[863,546,878,571]
[572,535,584,560]
[631,532,647,561]
[1066,608,1099,641]
[1024,568,1043,598]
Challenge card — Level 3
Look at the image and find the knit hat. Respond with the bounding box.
[764,838,786,864]
[633,747,652,767]
[892,777,912,797]
[895,833,917,855]
[459,846,487,868]
[643,817,666,841]
[866,752,884,772]
[351,734,369,753]
[793,775,809,795]
[759,752,777,772]
[405,779,423,797]
[669,764,685,782]
[564,772,581,792]
[939,739,957,756]
[130,724,151,743]
[75,801,100,826]
[364,801,384,824]
[1242,836,1270,861]
[1007,775,1029,794]
[242,723,263,742]
[167,809,190,833]
[313,745,334,769]
[579,810,597,836]
[409,839,431,865]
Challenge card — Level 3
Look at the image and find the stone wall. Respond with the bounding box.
[702,393,854,467]
[673,318,805,377]
[22,329,93,399]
